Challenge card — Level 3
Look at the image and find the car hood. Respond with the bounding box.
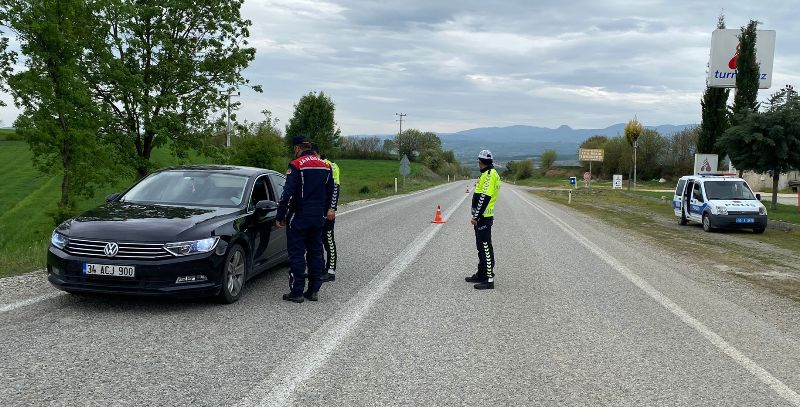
[60,202,242,242]
[710,200,762,211]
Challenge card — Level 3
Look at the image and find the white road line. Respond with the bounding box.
[237,190,471,407]
[512,189,800,406]
[0,291,65,314]
[337,181,463,217]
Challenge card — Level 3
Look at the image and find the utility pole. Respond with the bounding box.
[395,112,407,136]
[220,90,240,148]
[633,138,638,191]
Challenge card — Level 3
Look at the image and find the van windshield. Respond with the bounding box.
[704,181,756,200]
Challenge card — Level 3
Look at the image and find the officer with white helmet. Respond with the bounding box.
[466,150,501,289]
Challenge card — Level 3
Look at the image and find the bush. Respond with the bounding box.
[359,185,370,194]
[505,159,534,179]
[540,149,557,170]
[228,133,288,171]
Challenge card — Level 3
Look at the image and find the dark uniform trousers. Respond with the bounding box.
[474,217,495,280]
[323,218,337,273]
[288,215,325,296]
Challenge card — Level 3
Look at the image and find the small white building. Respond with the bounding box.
[741,170,800,192]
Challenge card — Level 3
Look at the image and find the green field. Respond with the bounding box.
[0,141,445,278]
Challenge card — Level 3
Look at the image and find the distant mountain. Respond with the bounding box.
[438,123,695,163]
[348,122,696,164]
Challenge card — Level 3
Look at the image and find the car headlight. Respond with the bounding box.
[759,206,767,215]
[164,237,220,256]
[716,206,728,215]
[51,231,69,250]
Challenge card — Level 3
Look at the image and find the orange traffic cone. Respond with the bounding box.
[431,205,446,224]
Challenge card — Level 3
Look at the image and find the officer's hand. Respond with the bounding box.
[470,218,478,226]
[327,210,336,221]
[275,220,285,229]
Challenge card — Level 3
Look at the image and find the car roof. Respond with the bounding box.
[158,165,282,177]
[679,175,744,182]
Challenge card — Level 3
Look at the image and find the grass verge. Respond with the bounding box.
[531,188,800,301]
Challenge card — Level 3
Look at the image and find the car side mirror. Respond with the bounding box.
[255,200,278,212]
[106,193,121,203]
[756,193,761,201]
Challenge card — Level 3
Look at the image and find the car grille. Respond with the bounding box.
[64,238,174,260]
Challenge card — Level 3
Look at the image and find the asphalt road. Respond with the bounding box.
[2,181,800,406]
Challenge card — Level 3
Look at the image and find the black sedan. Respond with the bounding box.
[47,165,288,303]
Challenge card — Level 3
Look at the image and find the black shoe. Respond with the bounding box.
[303,291,319,301]
[474,281,494,290]
[465,273,487,283]
[321,273,336,282]
[282,293,305,303]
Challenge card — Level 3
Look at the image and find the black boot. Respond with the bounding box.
[303,291,319,301]
[321,273,336,282]
[465,273,487,283]
[474,281,494,290]
[282,293,305,303]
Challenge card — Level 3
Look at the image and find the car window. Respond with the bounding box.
[693,183,704,202]
[121,171,249,207]
[249,176,270,209]
[675,180,686,196]
[704,181,756,200]
[269,174,286,200]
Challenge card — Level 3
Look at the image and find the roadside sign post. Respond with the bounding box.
[583,171,591,188]
[399,155,411,188]
[578,148,604,189]
[569,176,577,188]
[613,175,623,190]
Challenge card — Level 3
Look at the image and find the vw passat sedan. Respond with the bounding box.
[48,166,288,303]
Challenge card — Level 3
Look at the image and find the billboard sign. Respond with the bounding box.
[707,29,776,89]
[578,148,604,162]
[694,154,718,175]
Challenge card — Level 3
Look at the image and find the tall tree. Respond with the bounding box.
[3,0,118,222]
[285,91,341,155]
[731,20,761,122]
[0,23,14,106]
[697,14,730,155]
[718,88,800,209]
[87,0,259,177]
[393,128,441,161]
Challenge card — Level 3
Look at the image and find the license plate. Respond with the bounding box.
[83,263,136,278]
[736,218,755,224]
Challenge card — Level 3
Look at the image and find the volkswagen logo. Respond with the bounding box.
[103,242,119,258]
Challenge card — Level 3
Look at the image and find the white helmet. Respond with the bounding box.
[478,150,493,160]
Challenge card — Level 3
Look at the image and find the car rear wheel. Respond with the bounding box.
[702,214,714,232]
[218,244,247,304]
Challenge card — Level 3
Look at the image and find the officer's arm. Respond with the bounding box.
[326,169,337,211]
[472,173,493,220]
[276,164,300,222]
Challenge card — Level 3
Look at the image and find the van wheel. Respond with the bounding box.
[702,214,714,232]
[753,227,766,234]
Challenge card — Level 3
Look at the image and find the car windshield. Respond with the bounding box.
[704,181,756,200]
[120,171,249,207]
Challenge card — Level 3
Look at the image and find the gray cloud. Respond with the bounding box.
[2,0,798,135]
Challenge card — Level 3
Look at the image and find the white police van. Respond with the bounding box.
[673,174,768,233]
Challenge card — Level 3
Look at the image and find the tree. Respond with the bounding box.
[4,0,119,222]
[285,91,341,155]
[540,149,557,171]
[635,129,667,180]
[718,91,800,209]
[698,15,730,155]
[86,0,259,177]
[624,117,644,188]
[664,127,700,177]
[0,22,13,106]
[393,128,441,161]
[731,20,761,122]
[228,110,287,171]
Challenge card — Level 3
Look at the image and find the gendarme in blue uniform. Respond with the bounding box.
[276,148,335,300]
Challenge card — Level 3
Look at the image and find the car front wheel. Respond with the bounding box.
[218,243,247,304]
[702,214,714,232]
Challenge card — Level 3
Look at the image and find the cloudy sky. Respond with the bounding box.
[2,0,799,135]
